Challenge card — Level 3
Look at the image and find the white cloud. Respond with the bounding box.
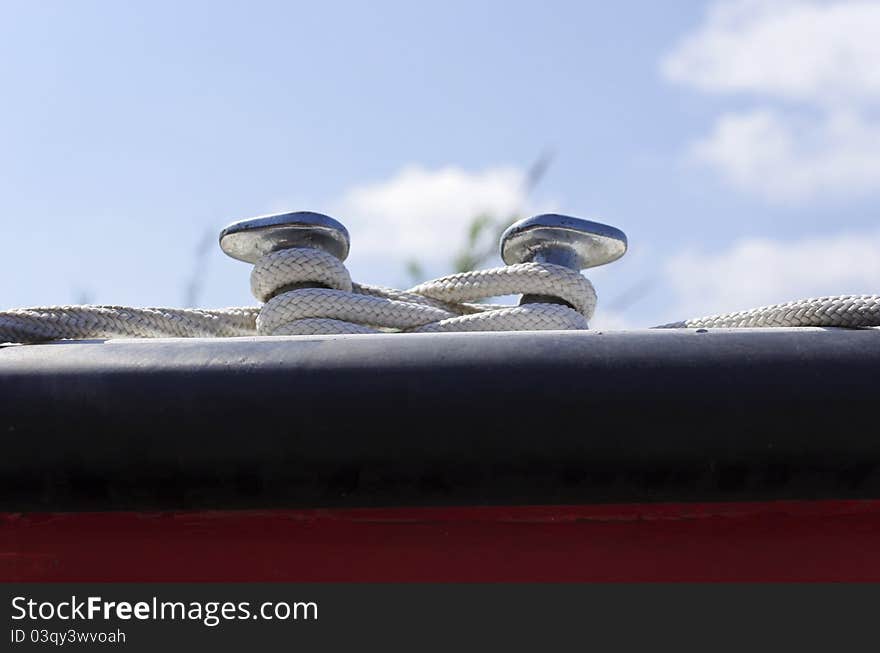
[662,0,880,104]
[665,229,880,319]
[334,164,537,274]
[690,108,880,201]
[662,0,880,201]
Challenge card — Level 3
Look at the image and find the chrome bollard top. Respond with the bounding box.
[500,213,627,270]
[219,211,350,263]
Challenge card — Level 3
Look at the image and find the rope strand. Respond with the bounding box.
[1,246,878,344]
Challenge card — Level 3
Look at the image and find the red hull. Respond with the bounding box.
[4,500,880,582]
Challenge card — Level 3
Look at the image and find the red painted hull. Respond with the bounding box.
[4,500,880,582]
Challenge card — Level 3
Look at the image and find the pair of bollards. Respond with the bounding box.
[219,212,626,306]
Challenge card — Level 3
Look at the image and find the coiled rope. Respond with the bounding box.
[1,246,878,343]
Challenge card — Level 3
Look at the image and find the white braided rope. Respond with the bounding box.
[0,248,593,343]
[253,249,592,335]
[0,305,258,343]
[656,295,880,329]
[1,246,878,344]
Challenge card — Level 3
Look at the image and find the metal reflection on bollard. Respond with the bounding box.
[219,211,351,299]
[219,211,350,264]
[500,213,627,307]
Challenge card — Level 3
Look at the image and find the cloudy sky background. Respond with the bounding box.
[2,0,879,327]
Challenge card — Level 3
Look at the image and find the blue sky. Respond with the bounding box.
[2,0,879,327]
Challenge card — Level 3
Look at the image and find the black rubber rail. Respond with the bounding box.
[1,328,878,511]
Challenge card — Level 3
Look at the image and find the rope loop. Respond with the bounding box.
[410,262,596,316]
[252,248,596,335]
[250,248,352,302]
